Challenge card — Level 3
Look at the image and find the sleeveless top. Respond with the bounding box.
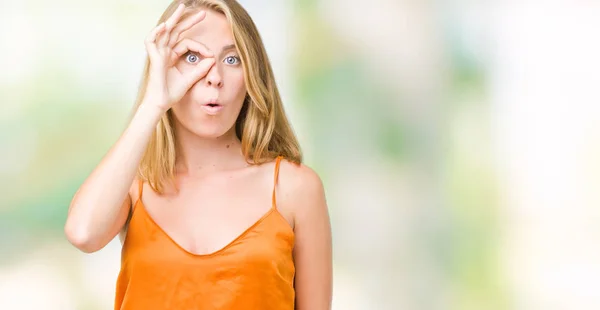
[114,156,295,310]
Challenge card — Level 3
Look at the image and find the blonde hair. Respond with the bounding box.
[131,0,302,193]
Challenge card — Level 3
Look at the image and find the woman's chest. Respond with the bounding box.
[128,170,293,256]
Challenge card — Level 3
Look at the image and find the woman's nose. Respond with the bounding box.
[206,65,223,88]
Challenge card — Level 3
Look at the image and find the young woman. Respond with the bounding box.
[64,1,332,309]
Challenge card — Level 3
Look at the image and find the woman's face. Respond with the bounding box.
[171,9,246,139]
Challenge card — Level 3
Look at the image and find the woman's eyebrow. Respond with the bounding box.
[220,44,236,53]
[190,41,236,55]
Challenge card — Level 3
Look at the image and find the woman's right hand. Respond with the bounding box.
[143,4,215,111]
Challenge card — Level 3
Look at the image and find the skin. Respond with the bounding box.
[65,4,332,309]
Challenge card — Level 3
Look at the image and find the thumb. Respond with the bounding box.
[183,58,215,88]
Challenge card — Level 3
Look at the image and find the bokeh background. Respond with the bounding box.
[1,0,600,309]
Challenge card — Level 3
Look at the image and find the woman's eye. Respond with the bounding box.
[224,56,240,65]
[185,52,200,64]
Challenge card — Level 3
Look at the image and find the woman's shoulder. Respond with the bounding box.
[275,157,326,212]
[252,155,325,199]
[276,157,323,190]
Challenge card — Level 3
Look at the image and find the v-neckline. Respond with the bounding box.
[132,198,281,257]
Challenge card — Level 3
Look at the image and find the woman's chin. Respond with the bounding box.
[187,123,234,139]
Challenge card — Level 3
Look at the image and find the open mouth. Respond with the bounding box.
[201,101,223,114]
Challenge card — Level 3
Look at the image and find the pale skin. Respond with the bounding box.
[64,4,332,310]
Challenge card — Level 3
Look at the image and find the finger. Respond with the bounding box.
[183,58,216,87]
[165,3,186,29]
[145,22,166,46]
[145,23,166,58]
[171,58,215,98]
[168,11,207,47]
[171,38,214,64]
[157,3,186,47]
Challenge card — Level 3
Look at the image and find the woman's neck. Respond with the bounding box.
[173,126,248,177]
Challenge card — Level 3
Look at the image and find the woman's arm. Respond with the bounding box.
[64,103,164,253]
[279,161,333,310]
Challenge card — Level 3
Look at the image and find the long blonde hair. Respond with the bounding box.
[131,0,302,193]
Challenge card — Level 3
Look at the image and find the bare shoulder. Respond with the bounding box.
[277,159,324,195]
[276,158,328,224]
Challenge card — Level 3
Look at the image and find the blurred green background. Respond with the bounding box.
[1,0,599,309]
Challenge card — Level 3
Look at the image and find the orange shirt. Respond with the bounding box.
[114,156,295,309]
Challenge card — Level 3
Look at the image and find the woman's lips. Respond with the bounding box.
[201,102,223,115]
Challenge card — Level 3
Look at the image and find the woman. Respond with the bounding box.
[64,1,332,309]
